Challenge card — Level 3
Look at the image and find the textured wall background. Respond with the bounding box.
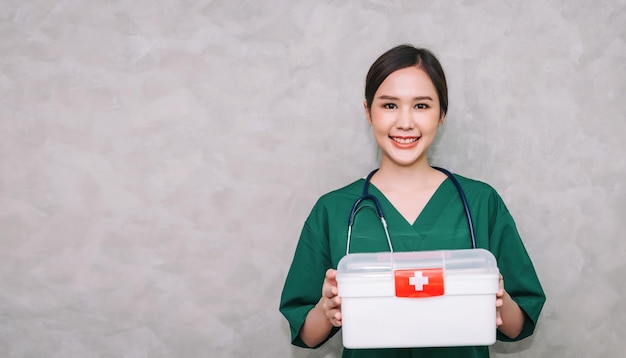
[1,0,624,357]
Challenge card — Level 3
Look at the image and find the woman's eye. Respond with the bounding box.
[415,103,428,109]
[383,103,397,109]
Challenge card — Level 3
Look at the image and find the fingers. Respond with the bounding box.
[496,274,504,326]
[495,297,504,308]
[496,295,504,327]
[496,274,504,298]
[323,269,338,298]
[322,289,342,310]
[322,269,342,327]
[327,306,342,327]
[326,268,337,279]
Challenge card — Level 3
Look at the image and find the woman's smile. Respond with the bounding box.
[390,136,420,148]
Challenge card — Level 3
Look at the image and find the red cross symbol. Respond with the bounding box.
[394,268,444,297]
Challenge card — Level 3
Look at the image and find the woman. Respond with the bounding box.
[279,44,545,357]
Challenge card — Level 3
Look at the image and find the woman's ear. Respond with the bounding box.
[364,101,372,125]
[438,111,445,126]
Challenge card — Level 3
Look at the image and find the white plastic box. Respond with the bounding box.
[336,249,500,349]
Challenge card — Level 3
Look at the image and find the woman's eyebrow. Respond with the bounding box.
[377,95,434,101]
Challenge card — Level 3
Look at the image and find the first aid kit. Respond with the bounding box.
[336,248,500,349]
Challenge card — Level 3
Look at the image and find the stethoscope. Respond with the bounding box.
[346,167,476,254]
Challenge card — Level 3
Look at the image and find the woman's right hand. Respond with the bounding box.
[300,268,343,346]
[320,268,342,327]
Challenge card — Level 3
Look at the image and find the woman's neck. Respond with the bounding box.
[372,160,444,192]
[369,159,448,225]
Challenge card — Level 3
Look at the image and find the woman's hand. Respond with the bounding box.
[300,268,342,347]
[495,273,525,338]
[496,274,504,327]
[320,269,342,327]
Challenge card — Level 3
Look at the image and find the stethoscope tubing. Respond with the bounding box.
[431,166,477,249]
[346,167,476,255]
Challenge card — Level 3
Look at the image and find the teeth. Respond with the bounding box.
[392,137,418,144]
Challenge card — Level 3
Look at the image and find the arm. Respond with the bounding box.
[487,190,546,341]
[279,210,342,348]
[300,269,342,347]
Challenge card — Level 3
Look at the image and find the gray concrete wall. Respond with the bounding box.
[1,0,624,356]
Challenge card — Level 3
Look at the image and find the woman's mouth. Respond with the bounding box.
[390,136,419,145]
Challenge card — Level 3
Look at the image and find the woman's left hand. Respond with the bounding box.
[494,273,525,338]
[496,274,504,327]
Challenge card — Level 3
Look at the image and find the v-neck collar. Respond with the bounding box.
[366,178,457,232]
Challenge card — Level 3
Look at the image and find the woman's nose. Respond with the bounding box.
[396,107,413,129]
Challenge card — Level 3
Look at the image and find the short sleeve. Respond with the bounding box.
[279,203,341,348]
[488,195,546,341]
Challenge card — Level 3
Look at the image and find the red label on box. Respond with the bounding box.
[394,268,444,298]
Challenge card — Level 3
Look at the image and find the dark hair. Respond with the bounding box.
[365,45,448,116]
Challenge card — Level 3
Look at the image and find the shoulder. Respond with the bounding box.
[301,177,368,238]
[450,173,496,192]
[448,173,501,197]
[305,177,365,221]
[317,178,364,202]
[449,173,509,214]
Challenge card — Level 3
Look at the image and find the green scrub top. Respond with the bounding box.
[279,174,545,358]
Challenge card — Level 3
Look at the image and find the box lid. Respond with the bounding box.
[337,249,499,298]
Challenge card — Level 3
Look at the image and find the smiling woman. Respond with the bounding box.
[279,44,545,358]
[365,66,444,171]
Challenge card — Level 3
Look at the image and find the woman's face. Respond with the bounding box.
[365,66,444,169]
